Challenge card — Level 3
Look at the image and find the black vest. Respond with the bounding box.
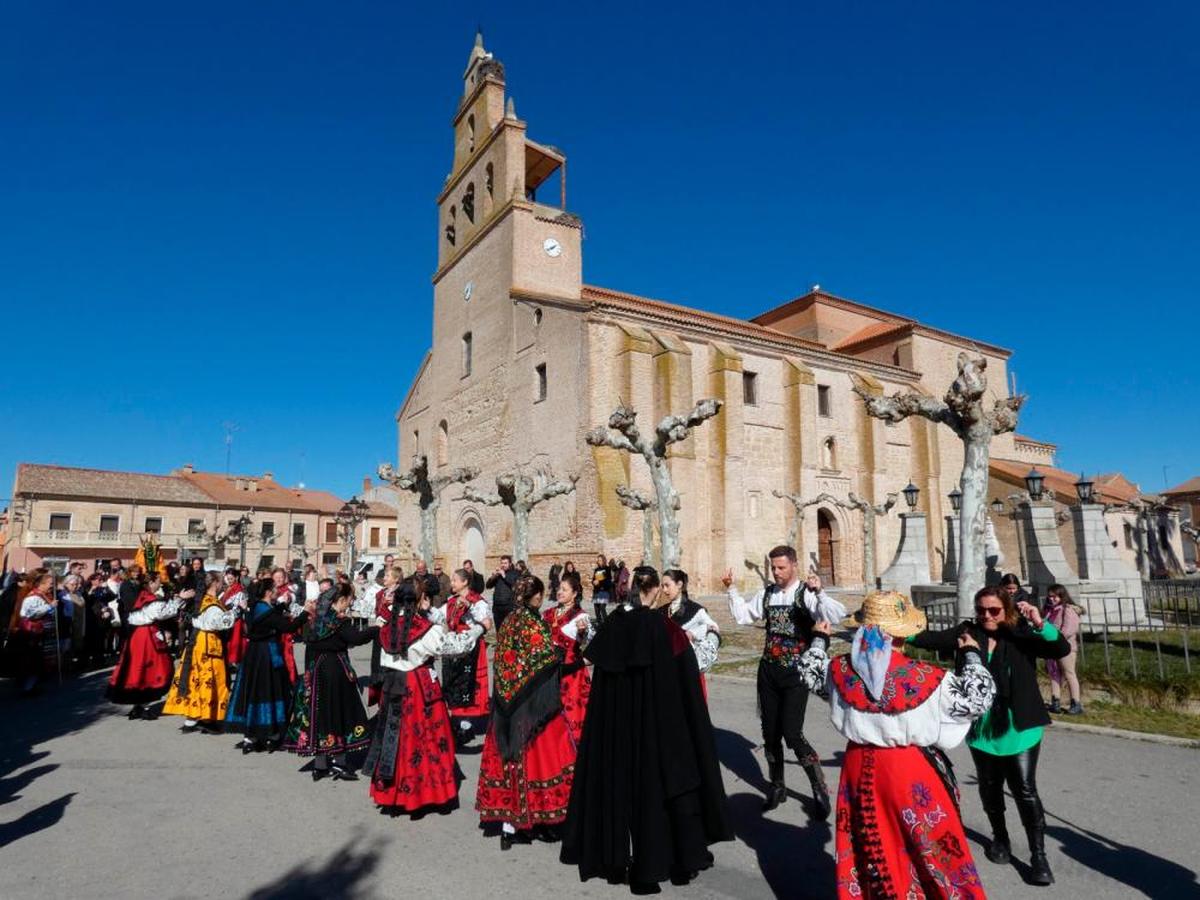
[761,584,817,667]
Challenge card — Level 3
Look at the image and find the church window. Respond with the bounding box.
[818,384,832,418]
[446,206,456,246]
[413,429,420,454]
[437,420,449,466]
[462,332,473,377]
[467,114,475,153]
[748,492,761,519]
[822,436,838,470]
[463,183,475,223]
[533,307,543,327]
[485,162,494,197]
[742,371,758,407]
[535,363,547,402]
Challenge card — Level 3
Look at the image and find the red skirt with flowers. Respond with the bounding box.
[559,665,591,744]
[475,711,576,829]
[107,624,174,704]
[835,743,985,900]
[368,668,459,812]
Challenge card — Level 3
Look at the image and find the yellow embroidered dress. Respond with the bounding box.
[163,593,236,722]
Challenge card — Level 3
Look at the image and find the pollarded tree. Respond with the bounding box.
[853,353,1024,616]
[586,399,723,569]
[378,456,479,567]
[460,469,577,563]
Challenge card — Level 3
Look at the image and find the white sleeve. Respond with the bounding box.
[224,590,246,609]
[193,605,237,632]
[470,598,491,622]
[435,623,485,657]
[427,606,447,625]
[695,609,720,633]
[795,639,831,698]
[728,586,765,625]
[938,655,996,722]
[20,596,54,618]
[693,630,720,673]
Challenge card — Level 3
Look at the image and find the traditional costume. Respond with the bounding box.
[475,605,578,841]
[668,596,720,699]
[796,592,996,900]
[561,602,733,889]
[224,590,307,750]
[274,581,301,684]
[162,590,236,728]
[546,602,592,744]
[13,588,56,693]
[106,589,184,716]
[433,590,491,744]
[364,583,481,814]
[284,590,377,778]
[728,575,846,814]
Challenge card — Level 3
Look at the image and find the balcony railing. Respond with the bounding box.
[24,530,213,549]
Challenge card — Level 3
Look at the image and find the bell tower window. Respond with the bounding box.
[485,163,494,198]
[462,332,473,377]
[463,183,475,223]
[445,205,457,246]
[467,114,475,154]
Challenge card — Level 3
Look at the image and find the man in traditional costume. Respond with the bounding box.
[795,591,996,899]
[723,545,846,816]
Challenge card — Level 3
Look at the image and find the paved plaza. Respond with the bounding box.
[1,645,1196,900]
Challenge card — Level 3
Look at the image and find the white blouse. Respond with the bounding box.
[193,605,237,632]
[377,618,484,673]
[728,581,847,626]
[127,598,184,627]
[796,639,996,752]
[19,595,54,619]
[672,603,721,673]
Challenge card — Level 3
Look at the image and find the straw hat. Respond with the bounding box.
[843,590,927,638]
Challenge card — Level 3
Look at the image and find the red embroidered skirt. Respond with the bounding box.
[836,743,986,900]
[475,711,576,829]
[107,625,174,704]
[368,669,459,812]
[227,618,247,666]
[280,631,298,684]
[559,666,591,744]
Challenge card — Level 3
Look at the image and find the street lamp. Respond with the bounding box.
[1075,472,1095,505]
[948,488,963,514]
[335,496,370,575]
[902,481,920,511]
[1025,468,1046,502]
[990,497,1004,516]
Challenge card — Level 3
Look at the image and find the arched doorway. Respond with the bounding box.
[461,515,485,571]
[817,508,837,586]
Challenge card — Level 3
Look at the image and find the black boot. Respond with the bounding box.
[1020,807,1054,885]
[800,755,831,821]
[762,754,787,811]
[984,809,1011,864]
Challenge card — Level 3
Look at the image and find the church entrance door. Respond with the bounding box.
[461,517,485,572]
[817,509,837,586]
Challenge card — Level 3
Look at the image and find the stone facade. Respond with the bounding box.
[392,38,1075,594]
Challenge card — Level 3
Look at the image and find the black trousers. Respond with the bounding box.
[756,658,817,765]
[493,604,513,633]
[970,743,1044,832]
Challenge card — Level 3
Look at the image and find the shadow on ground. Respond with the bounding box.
[0,668,110,848]
[245,832,386,899]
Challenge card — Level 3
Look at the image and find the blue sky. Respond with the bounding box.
[2,2,1197,500]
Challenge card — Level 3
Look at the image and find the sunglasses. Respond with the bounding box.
[975,606,1005,618]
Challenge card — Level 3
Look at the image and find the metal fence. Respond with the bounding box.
[913,582,1200,682]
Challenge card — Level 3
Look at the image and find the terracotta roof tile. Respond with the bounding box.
[990,459,1141,505]
[831,321,913,352]
[1163,476,1200,496]
[180,471,339,512]
[15,464,213,504]
[582,284,828,351]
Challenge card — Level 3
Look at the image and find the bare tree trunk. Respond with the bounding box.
[512,503,531,563]
[957,433,990,613]
[642,510,657,569]
[649,458,682,569]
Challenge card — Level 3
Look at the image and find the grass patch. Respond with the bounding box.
[1052,700,1200,742]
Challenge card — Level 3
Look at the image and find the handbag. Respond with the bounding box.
[18,616,46,636]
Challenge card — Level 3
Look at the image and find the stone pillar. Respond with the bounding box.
[941,516,958,583]
[879,512,931,594]
[1019,501,1078,596]
[1072,503,1145,599]
[707,342,744,591]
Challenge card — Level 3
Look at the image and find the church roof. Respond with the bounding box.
[831,321,914,352]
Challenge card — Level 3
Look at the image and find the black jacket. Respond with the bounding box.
[486,568,519,610]
[909,618,1070,736]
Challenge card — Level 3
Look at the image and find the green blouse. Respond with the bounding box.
[967,621,1060,756]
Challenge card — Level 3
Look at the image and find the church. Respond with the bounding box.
[394,34,1053,593]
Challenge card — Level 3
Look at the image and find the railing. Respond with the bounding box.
[23,530,212,549]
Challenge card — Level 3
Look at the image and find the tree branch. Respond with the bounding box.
[616,484,655,511]
[460,484,503,507]
[653,398,722,455]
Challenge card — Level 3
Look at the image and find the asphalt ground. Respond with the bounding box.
[0,645,1196,900]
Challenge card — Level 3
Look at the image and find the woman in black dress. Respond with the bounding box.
[285,582,378,780]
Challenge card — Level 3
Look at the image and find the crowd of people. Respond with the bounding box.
[0,543,1081,896]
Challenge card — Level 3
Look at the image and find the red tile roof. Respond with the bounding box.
[1163,476,1200,496]
[179,471,343,513]
[831,321,913,352]
[15,463,213,504]
[990,459,1141,505]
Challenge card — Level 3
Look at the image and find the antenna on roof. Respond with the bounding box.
[223,422,239,475]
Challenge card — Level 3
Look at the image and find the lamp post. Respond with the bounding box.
[902,481,920,511]
[1075,473,1095,505]
[335,497,370,576]
[1025,468,1046,502]
[950,488,963,514]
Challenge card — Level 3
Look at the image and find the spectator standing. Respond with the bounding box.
[590,553,614,625]
[486,555,519,631]
[464,559,485,595]
[1043,584,1084,714]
